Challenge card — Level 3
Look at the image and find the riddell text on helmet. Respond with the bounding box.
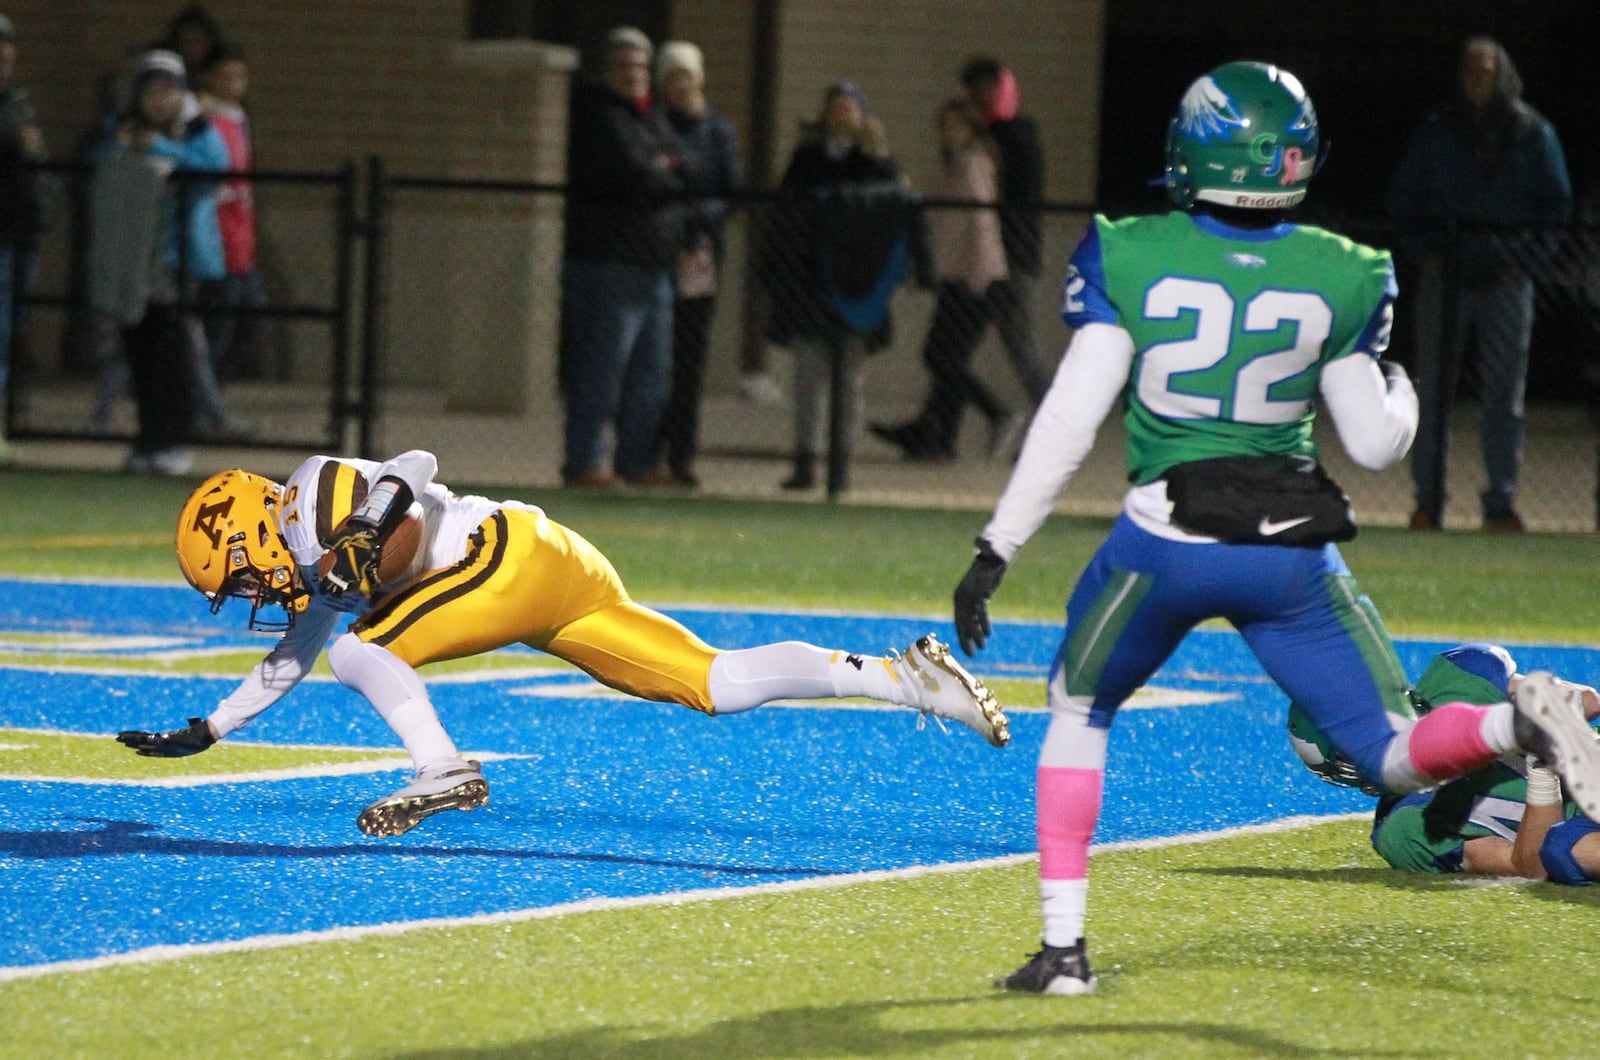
[1232,192,1300,208]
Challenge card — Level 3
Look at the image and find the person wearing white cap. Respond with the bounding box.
[643,41,743,489]
[86,48,231,475]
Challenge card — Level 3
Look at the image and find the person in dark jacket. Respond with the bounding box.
[762,80,909,491]
[559,26,687,488]
[0,12,49,464]
[961,57,1051,408]
[1388,37,1572,533]
[644,40,743,489]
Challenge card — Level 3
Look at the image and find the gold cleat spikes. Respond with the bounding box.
[356,760,489,837]
[902,634,1011,748]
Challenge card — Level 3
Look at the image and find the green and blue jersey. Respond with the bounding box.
[1063,211,1396,484]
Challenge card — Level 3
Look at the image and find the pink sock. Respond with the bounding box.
[1406,702,1495,781]
[1037,766,1103,879]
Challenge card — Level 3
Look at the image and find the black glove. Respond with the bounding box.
[116,717,217,758]
[954,538,1008,656]
[320,520,382,597]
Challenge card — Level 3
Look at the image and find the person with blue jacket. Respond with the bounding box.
[88,49,232,474]
[1388,37,1572,533]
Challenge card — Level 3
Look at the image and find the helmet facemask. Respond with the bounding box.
[213,531,306,632]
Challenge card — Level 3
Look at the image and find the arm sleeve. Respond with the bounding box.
[1319,353,1417,470]
[980,322,1135,561]
[370,449,438,498]
[205,605,341,738]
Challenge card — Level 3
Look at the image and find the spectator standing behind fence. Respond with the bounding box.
[198,43,267,383]
[0,11,50,465]
[764,81,906,492]
[88,50,228,475]
[642,41,742,490]
[961,56,1050,408]
[153,4,225,91]
[1387,36,1572,533]
[559,26,686,489]
[872,98,1016,463]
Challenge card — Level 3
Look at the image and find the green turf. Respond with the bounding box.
[0,728,403,780]
[7,467,1600,1057]
[7,821,1599,1058]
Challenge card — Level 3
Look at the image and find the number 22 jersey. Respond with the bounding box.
[1063,211,1397,485]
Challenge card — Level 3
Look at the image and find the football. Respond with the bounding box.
[315,513,423,593]
[377,512,423,585]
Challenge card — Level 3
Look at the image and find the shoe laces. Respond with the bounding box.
[888,646,954,736]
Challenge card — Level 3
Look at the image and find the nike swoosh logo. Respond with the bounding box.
[1258,515,1314,536]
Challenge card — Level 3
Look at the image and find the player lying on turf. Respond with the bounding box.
[1290,643,1600,884]
[949,60,1600,996]
[116,449,1009,836]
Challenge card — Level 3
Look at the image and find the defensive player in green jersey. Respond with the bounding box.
[1289,643,1600,882]
[950,60,1600,995]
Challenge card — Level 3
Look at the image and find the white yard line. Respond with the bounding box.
[0,812,1365,983]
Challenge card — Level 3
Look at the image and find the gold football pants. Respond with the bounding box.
[351,508,719,712]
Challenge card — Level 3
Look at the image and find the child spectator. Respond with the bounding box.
[198,42,266,382]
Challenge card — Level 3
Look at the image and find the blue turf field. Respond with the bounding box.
[4,578,1598,973]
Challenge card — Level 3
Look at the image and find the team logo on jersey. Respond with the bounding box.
[1229,252,1267,268]
[191,496,236,549]
[1176,76,1247,139]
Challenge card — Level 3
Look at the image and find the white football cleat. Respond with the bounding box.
[891,635,1010,747]
[1512,672,1600,822]
[357,758,489,837]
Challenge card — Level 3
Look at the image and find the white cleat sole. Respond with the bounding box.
[1043,975,1098,996]
[1515,671,1600,821]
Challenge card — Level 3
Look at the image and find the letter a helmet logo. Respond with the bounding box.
[192,496,236,549]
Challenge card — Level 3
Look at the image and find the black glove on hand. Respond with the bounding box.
[320,521,382,597]
[954,538,1008,655]
[116,717,217,758]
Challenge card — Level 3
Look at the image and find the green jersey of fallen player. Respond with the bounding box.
[1372,650,1580,874]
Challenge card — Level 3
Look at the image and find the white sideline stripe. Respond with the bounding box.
[0,752,526,788]
[0,759,416,787]
[0,724,456,755]
[0,812,1366,983]
[0,658,579,685]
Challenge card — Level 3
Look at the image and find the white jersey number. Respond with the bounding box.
[1137,278,1331,424]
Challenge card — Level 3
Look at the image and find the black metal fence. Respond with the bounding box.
[8,162,1600,530]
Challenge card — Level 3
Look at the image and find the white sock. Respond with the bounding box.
[1480,700,1516,753]
[707,642,837,714]
[1040,878,1089,948]
[327,634,460,769]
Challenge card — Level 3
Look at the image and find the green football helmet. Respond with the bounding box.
[1164,60,1320,210]
[1286,702,1384,797]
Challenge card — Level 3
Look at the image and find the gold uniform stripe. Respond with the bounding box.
[355,512,509,647]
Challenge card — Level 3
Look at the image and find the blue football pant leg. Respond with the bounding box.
[1235,554,1413,787]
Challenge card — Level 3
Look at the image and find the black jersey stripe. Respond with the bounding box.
[314,461,369,545]
[358,512,508,647]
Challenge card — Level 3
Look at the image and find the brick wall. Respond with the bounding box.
[6,1,1104,400]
